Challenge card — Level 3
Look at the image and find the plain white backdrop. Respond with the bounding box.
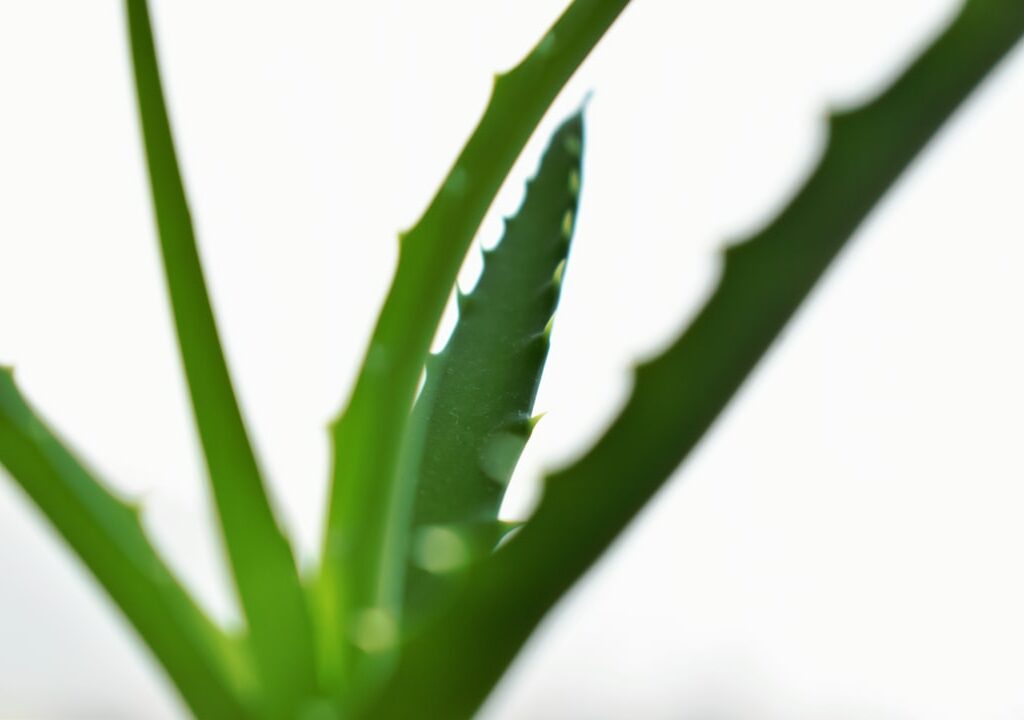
[2,1,1024,717]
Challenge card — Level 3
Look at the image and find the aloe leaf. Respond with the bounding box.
[401,113,585,624]
[369,1,1024,717]
[0,369,251,719]
[318,0,630,692]
[125,0,316,711]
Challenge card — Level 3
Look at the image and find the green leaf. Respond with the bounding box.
[124,1,316,713]
[0,369,251,719]
[369,1,1024,717]
[317,0,630,695]
[400,113,585,625]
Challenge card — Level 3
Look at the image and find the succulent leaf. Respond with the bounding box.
[125,1,316,712]
[0,371,251,719]
[370,1,1024,717]
[400,113,585,624]
[317,0,630,694]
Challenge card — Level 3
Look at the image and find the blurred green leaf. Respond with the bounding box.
[0,369,251,719]
[124,1,316,713]
[370,1,1024,717]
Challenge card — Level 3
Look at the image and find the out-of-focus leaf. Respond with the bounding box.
[125,1,316,713]
[0,369,251,719]
[369,1,1024,717]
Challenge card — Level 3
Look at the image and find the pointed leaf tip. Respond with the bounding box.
[400,111,587,624]
[375,4,1024,716]
[552,259,567,287]
[542,314,556,340]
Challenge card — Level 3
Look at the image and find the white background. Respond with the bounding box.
[2,1,1024,718]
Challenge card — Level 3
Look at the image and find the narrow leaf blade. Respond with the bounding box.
[124,1,316,710]
[0,369,250,719]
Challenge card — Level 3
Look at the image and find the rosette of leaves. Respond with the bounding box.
[1,0,1022,717]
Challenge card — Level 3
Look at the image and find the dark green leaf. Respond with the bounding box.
[370,1,1024,717]
[316,0,630,696]
[401,113,585,624]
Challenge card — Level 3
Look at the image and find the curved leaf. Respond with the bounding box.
[0,369,251,719]
[370,1,1024,717]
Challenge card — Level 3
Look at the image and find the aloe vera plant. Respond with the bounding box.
[2,0,1023,718]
